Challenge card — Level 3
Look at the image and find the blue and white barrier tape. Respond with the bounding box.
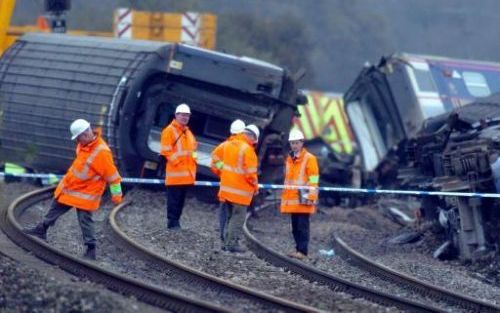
[1,172,499,198]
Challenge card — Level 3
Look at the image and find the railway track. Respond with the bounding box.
[243,209,442,313]
[332,235,500,313]
[245,202,500,313]
[7,187,498,312]
[109,199,319,312]
[0,187,226,313]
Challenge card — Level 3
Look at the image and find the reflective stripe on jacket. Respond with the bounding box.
[160,119,197,185]
[280,148,319,214]
[217,134,258,206]
[54,133,122,211]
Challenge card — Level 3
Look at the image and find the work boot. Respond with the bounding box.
[167,221,181,230]
[294,251,307,260]
[23,224,47,241]
[226,245,246,253]
[288,251,307,260]
[287,250,297,258]
[83,244,96,260]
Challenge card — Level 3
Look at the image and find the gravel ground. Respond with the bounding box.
[0,181,160,313]
[117,188,395,312]
[0,253,135,313]
[20,198,267,312]
[331,199,500,307]
[248,201,472,312]
[6,180,499,312]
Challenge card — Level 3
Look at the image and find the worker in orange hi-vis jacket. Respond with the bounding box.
[160,103,198,230]
[281,129,320,261]
[212,126,258,253]
[211,119,247,241]
[24,119,123,260]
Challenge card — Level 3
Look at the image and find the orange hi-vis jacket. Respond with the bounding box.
[54,132,122,211]
[210,134,238,177]
[280,148,320,214]
[214,134,258,206]
[160,119,198,185]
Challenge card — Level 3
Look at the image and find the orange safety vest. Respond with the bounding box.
[54,132,122,211]
[160,119,197,185]
[216,134,258,206]
[210,134,238,177]
[280,148,319,214]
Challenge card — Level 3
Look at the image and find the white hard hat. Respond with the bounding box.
[230,119,245,134]
[175,103,191,114]
[288,129,305,141]
[70,119,91,140]
[245,124,260,142]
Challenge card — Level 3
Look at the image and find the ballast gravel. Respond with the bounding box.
[331,200,500,306]
[0,182,158,313]
[116,188,394,312]
[6,181,499,312]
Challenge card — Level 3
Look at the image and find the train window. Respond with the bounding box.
[153,103,175,128]
[406,62,445,119]
[147,129,161,153]
[407,62,437,93]
[463,71,491,97]
[413,69,436,92]
[204,116,230,140]
[148,103,231,152]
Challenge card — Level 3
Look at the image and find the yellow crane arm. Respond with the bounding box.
[0,0,16,55]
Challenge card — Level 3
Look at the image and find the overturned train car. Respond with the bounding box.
[400,96,500,260]
[344,54,500,260]
[0,33,304,182]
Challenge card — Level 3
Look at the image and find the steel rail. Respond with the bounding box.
[243,213,442,313]
[333,235,500,313]
[109,200,319,312]
[0,187,226,313]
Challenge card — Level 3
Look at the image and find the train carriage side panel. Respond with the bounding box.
[0,33,165,173]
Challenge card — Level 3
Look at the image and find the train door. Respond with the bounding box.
[404,60,447,119]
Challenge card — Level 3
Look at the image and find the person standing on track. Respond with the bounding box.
[281,129,319,260]
[212,126,259,253]
[211,119,246,241]
[160,103,198,230]
[24,119,123,260]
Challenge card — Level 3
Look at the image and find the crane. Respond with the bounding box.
[0,0,15,56]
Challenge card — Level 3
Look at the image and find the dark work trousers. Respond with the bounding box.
[246,197,257,216]
[291,213,310,255]
[219,202,229,241]
[166,185,189,227]
[224,202,247,249]
[42,200,96,246]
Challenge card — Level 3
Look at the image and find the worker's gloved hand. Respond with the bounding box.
[111,195,123,204]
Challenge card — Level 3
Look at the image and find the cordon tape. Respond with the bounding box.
[1,172,499,198]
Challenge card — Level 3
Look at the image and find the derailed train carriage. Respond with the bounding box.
[344,54,500,260]
[400,97,500,260]
[0,33,305,184]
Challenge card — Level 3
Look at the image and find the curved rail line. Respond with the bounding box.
[332,235,500,313]
[243,213,442,313]
[0,187,226,313]
[109,200,319,312]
